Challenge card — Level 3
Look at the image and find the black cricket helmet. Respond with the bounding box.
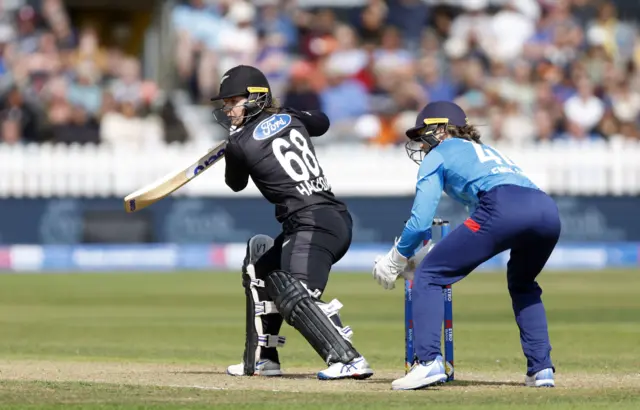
[405,101,468,164]
[210,65,273,130]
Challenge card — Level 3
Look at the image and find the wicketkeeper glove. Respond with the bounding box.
[372,241,409,291]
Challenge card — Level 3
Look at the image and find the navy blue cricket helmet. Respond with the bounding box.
[405,101,469,164]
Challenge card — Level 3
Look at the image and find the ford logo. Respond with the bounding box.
[253,114,292,140]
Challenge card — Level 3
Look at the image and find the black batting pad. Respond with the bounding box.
[266,270,359,365]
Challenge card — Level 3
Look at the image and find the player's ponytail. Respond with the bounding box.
[448,125,481,144]
[263,98,282,114]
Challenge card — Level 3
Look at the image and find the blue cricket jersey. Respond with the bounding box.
[396,138,539,258]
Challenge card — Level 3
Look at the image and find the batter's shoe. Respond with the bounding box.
[525,368,555,387]
[391,355,448,390]
[226,359,282,377]
[317,356,374,380]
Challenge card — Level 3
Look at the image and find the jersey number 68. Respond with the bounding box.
[272,129,321,182]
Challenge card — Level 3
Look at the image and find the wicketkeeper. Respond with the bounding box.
[372,101,561,390]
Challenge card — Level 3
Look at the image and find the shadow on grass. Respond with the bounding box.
[173,372,523,387]
[364,378,523,387]
[174,371,315,380]
[448,380,523,387]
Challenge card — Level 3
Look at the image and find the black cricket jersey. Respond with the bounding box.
[224,108,347,223]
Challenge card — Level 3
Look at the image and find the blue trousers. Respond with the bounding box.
[413,185,561,375]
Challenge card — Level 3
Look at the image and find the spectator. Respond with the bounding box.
[489,0,538,63]
[533,80,563,124]
[22,32,60,96]
[98,91,117,121]
[283,60,321,111]
[100,100,163,148]
[319,56,369,130]
[166,0,639,144]
[618,122,639,140]
[445,0,493,60]
[522,0,573,63]
[610,80,640,125]
[172,0,225,101]
[557,119,604,141]
[417,56,456,102]
[15,5,41,55]
[42,0,76,50]
[386,0,429,51]
[418,30,445,68]
[597,109,619,139]
[571,0,599,29]
[389,66,427,114]
[47,97,72,141]
[373,26,414,68]
[495,60,536,113]
[256,1,298,52]
[0,24,15,91]
[533,109,559,142]
[110,58,143,107]
[217,1,259,74]
[160,99,189,144]
[0,86,42,142]
[49,104,100,145]
[583,29,613,85]
[298,9,338,61]
[1,115,22,144]
[331,24,368,79]
[564,77,605,131]
[256,31,293,99]
[455,58,488,116]
[357,0,388,46]
[69,27,108,74]
[0,0,170,148]
[500,100,537,145]
[103,47,126,85]
[2,0,639,148]
[67,60,103,116]
[352,47,378,92]
[586,1,637,66]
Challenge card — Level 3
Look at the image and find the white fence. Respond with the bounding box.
[1,139,640,197]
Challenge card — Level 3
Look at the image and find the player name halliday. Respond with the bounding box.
[296,175,331,196]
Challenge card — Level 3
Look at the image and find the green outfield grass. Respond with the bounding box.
[0,269,639,409]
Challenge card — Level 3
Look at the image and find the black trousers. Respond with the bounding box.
[255,207,353,293]
[253,207,353,362]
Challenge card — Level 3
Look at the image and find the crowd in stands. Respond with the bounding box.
[1,0,639,147]
[174,0,640,145]
[0,0,188,147]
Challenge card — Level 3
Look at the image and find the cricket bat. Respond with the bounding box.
[123,140,227,213]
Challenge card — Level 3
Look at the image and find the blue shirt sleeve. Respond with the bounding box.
[396,152,445,258]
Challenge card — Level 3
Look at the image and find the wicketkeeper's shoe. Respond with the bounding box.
[525,368,555,387]
[226,359,283,377]
[391,355,448,390]
[316,356,374,380]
